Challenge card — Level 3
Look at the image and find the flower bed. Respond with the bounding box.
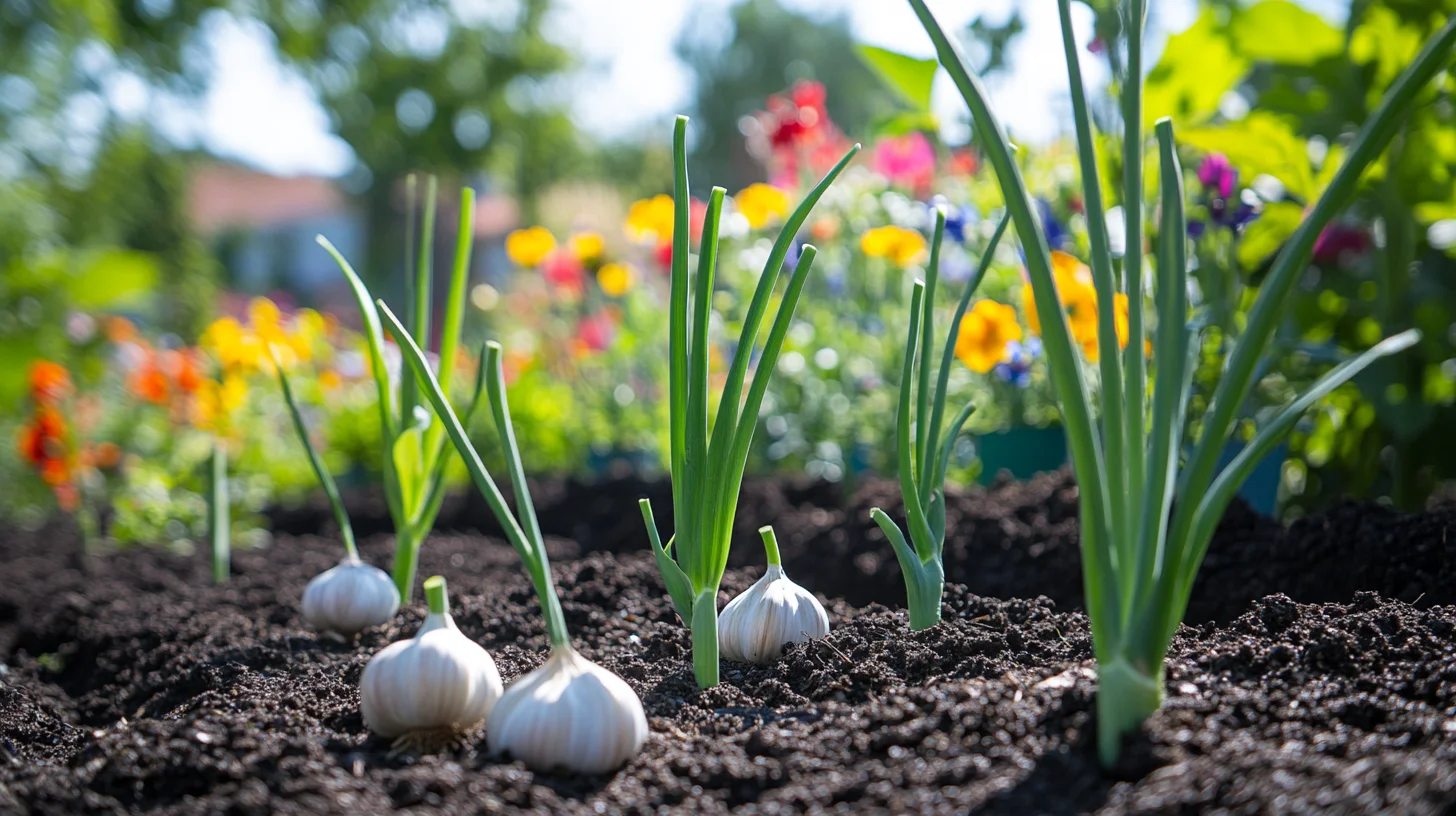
[3,475,1454,812]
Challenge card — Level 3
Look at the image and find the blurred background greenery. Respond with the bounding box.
[2,0,1454,548]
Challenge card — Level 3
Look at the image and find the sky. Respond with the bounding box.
[195,0,1342,178]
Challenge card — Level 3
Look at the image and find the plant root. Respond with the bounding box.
[388,725,474,757]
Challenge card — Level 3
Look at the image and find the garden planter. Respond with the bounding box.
[975,427,1287,516]
[974,426,1067,485]
[3,473,1454,813]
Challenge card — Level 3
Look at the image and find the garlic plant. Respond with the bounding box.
[382,306,648,774]
[302,559,400,637]
[275,353,400,636]
[360,575,502,740]
[487,645,648,774]
[718,526,829,664]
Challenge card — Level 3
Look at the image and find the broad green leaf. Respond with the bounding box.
[392,427,425,514]
[1351,6,1426,99]
[857,44,939,112]
[1237,201,1304,269]
[67,249,159,309]
[872,110,941,139]
[1180,113,1317,200]
[1230,1,1343,64]
[1143,11,1248,128]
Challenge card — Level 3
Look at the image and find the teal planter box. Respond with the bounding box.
[974,427,1286,516]
[975,426,1068,485]
[1214,442,1288,517]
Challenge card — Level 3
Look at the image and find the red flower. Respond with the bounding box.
[575,312,617,353]
[543,249,585,294]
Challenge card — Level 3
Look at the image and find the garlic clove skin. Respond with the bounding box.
[718,564,830,664]
[487,646,648,774]
[359,607,503,739]
[301,558,401,636]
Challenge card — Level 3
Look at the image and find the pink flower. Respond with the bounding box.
[543,249,585,293]
[873,132,936,192]
[575,312,616,353]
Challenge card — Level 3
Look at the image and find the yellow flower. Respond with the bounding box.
[1020,252,1146,363]
[860,226,927,267]
[248,297,281,331]
[201,317,265,371]
[570,231,605,262]
[735,183,790,229]
[506,226,557,267]
[597,262,634,297]
[956,300,1023,373]
[625,195,675,244]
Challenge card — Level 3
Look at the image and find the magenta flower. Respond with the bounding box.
[1197,154,1237,199]
[873,132,936,192]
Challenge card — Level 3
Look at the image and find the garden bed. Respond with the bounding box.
[3,472,1455,813]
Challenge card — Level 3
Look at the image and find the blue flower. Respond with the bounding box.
[1037,199,1068,251]
[993,338,1038,388]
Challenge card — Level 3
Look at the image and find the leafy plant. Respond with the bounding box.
[870,209,1009,630]
[639,116,858,687]
[906,0,1454,764]
[317,178,481,602]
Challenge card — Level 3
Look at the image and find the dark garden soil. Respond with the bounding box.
[2,472,1455,813]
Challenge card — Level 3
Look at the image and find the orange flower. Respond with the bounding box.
[176,350,205,393]
[130,355,170,404]
[29,361,71,404]
[1022,251,1103,360]
[92,442,122,470]
[105,316,136,343]
[955,300,1023,373]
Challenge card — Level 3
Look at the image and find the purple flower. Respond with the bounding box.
[1198,154,1237,199]
[1187,219,1207,239]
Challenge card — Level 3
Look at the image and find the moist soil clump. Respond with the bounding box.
[3,476,1455,813]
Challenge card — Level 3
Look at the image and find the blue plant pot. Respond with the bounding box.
[1215,441,1287,517]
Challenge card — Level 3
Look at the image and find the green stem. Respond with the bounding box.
[209,438,230,583]
[1096,655,1163,766]
[758,525,782,567]
[424,574,448,616]
[690,588,720,687]
[1121,0,1148,555]
[392,525,422,603]
[905,560,945,631]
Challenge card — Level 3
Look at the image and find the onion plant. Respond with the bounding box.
[638,116,859,688]
[316,176,479,602]
[870,208,1010,631]
[907,0,1455,764]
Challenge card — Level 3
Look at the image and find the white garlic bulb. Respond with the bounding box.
[487,646,648,774]
[302,557,401,636]
[718,526,829,664]
[360,576,503,739]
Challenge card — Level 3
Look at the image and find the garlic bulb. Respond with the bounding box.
[360,576,502,739]
[302,557,401,636]
[487,646,648,774]
[718,525,829,664]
